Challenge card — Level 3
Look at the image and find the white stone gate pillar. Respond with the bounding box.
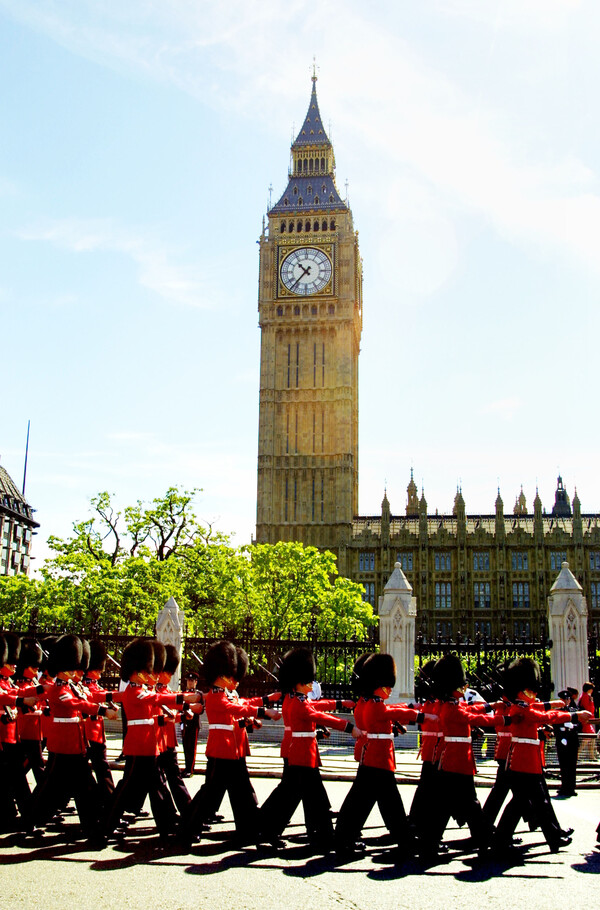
[377,562,416,703]
[548,562,589,696]
[156,596,185,691]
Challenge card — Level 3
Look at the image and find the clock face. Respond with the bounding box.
[280,247,332,296]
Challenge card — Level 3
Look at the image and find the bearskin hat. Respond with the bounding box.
[48,634,84,676]
[414,659,440,701]
[362,652,396,694]
[151,640,166,675]
[277,647,316,693]
[351,652,376,698]
[121,638,155,682]
[235,647,249,684]
[15,638,43,676]
[88,640,108,674]
[79,638,91,673]
[163,644,180,676]
[1,631,21,666]
[203,640,237,686]
[434,654,466,698]
[40,636,58,675]
[503,657,541,699]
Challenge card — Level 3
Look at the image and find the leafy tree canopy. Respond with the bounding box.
[0,489,376,640]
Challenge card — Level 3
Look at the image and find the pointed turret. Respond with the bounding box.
[381,488,390,545]
[495,488,505,542]
[552,475,572,517]
[534,486,544,543]
[271,75,347,215]
[513,486,527,516]
[406,469,419,516]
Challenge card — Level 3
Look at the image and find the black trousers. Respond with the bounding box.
[495,771,562,848]
[483,759,509,825]
[87,741,115,808]
[335,764,412,849]
[409,760,440,838]
[556,739,579,795]
[104,755,177,837]
[0,742,32,828]
[157,747,191,816]
[29,752,100,836]
[181,715,200,774]
[182,756,259,843]
[19,739,46,786]
[260,763,333,845]
[423,770,492,854]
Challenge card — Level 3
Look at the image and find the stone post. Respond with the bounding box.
[377,562,416,702]
[156,596,185,691]
[548,562,589,696]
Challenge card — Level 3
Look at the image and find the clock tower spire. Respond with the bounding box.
[256,76,363,564]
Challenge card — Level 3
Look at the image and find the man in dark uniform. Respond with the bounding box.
[181,672,202,777]
[554,687,581,798]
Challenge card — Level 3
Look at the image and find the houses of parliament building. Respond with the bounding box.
[255,75,600,639]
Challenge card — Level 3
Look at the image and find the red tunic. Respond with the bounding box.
[115,683,182,757]
[204,688,260,760]
[45,680,103,755]
[280,695,340,760]
[506,701,572,774]
[0,678,45,745]
[83,679,110,745]
[359,697,421,772]
[438,699,506,775]
[418,698,442,762]
[286,693,352,769]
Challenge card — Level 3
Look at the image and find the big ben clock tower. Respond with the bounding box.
[256,74,362,565]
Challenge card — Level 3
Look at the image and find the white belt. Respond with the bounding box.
[291,731,316,738]
[512,737,540,746]
[367,733,394,740]
[128,719,155,727]
[497,732,511,738]
[53,716,81,724]
[421,731,442,737]
[444,736,470,743]
[284,726,292,732]
[209,724,234,731]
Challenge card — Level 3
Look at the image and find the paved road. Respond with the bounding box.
[3,773,600,910]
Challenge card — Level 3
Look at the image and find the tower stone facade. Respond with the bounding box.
[255,76,362,564]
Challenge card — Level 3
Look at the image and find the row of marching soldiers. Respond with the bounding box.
[0,630,597,862]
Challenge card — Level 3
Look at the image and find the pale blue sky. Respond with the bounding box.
[1,0,599,570]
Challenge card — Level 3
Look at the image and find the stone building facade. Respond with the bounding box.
[0,461,38,576]
[255,78,599,638]
[349,473,600,639]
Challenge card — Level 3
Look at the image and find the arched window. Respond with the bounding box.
[313,220,319,231]
[298,198,303,206]
[329,194,334,203]
[280,221,286,233]
[284,198,289,206]
[322,219,327,231]
[314,196,319,204]
[297,220,303,232]
[296,161,301,174]
[330,219,335,230]
[311,305,317,315]
[293,186,298,196]
[277,306,283,316]
[307,185,312,195]
[328,304,335,315]
[305,220,310,232]
[321,157,326,171]
[322,184,326,194]
[309,158,314,173]
[288,221,294,232]
[294,305,300,315]
[303,159,308,173]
